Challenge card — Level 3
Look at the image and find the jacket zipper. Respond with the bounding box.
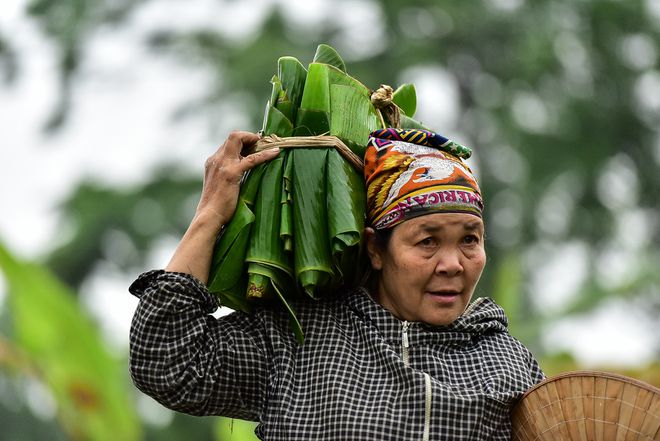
[462,296,486,316]
[423,373,431,441]
[401,321,432,441]
[401,321,410,366]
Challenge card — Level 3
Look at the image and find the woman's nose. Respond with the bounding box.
[433,247,463,276]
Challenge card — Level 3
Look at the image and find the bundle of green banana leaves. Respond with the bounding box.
[207,44,430,342]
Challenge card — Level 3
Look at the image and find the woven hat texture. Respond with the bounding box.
[511,370,660,441]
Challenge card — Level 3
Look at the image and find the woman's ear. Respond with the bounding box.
[364,227,383,270]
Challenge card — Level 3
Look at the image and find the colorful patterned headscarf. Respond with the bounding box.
[364,128,483,230]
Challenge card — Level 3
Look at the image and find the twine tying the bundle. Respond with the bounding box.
[371,84,401,129]
[253,135,364,172]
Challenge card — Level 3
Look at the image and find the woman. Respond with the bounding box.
[129,129,544,440]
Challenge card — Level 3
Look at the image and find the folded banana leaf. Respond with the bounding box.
[208,44,431,343]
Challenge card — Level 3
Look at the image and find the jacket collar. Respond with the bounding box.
[343,287,509,347]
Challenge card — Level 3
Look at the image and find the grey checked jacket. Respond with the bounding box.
[129,270,544,440]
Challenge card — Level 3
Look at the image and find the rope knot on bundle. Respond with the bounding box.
[371,84,401,129]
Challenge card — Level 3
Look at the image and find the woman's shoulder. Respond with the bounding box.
[235,286,363,343]
[287,286,363,324]
[453,298,536,357]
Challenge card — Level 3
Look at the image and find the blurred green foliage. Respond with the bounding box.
[46,167,201,288]
[0,242,140,441]
[1,0,659,439]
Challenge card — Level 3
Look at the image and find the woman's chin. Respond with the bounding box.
[420,295,468,325]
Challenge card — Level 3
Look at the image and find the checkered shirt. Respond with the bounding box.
[129,270,544,440]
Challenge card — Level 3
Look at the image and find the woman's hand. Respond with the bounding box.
[165,131,280,283]
[195,131,280,234]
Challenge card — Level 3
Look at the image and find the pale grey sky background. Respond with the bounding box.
[0,0,656,366]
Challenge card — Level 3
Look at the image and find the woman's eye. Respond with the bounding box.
[463,234,480,245]
[419,237,436,247]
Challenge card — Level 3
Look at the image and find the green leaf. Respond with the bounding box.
[299,63,330,113]
[216,276,252,312]
[392,83,417,117]
[263,103,294,137]
[207,200,254,311]
[296,63,372,138]
[278,56,307,109]
[247,263,304,343]
[272,280,304,344]
[280,151,294,253]
[263,76,294,135]
[294,108,330,136]
[325,150,366,251]
[329,83,380,157]
[273,57,307,126]
[246,155,292,300]
[269,75,282,106]
[209,165,266,271]
[275,91,295,123]
[240,163,268,207]
[312,43,346,72]
[325,149,366,284]
[246,155,289,272]
[325,64,370,96]
[0,242,141,441]
[291,148,334,298]
[208,164,267,307]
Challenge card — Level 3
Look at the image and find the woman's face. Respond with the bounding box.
[366,213,486,326]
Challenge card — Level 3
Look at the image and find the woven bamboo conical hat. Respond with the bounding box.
[511,370,660,441]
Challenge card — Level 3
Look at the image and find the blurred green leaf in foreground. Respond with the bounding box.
[0,241,141,441]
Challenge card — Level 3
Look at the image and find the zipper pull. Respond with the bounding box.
[402,321,410,349]
[401,321,410,366]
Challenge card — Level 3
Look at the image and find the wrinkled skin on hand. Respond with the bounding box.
[194,131,280,234]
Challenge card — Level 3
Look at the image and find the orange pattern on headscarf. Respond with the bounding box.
[364,129,483,230]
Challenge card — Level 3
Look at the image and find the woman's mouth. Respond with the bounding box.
[426,290,461,303]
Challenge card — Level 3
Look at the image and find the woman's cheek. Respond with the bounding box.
[462,244,486,260]
[471,250,487,269]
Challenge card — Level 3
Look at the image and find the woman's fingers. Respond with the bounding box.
[206,130,280,176]
[239,147,280,172]
[196,131,281,228]
[204,131,259,182]
[220,130,261,157]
